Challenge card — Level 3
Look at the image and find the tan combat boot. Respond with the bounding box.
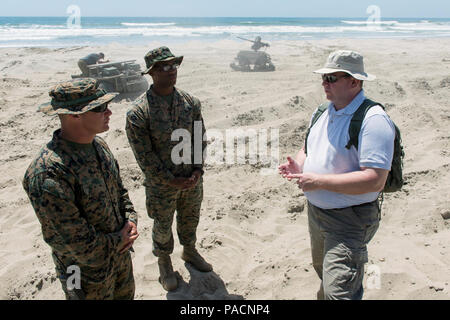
[158,255,178,291]
[181,245,213,272]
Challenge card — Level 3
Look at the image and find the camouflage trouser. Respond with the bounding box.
[78,59,89,76]
[60,251,135,300]
[307,200,380,300]
[145,181,203,257]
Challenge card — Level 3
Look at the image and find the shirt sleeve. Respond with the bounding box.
[192,99,207,173]
[358,108,395,170]
[115,159,138,226]
[25,173,122,268]
[125,105,175,185]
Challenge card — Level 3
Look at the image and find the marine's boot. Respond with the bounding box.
[181,245,213,272]
[158,255,178,291]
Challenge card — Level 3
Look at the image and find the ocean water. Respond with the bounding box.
[1,17,450,48]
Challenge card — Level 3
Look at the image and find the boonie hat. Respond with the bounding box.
[142,46,183,75]
[314,50,376,81]
[38,78,118,116]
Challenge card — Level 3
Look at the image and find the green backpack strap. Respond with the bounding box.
[345,99,384,151]
[304,102,329,155]
[346,98,405,194]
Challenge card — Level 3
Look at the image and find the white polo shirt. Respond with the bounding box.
[303,90,395,209]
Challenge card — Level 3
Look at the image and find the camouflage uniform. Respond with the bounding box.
[126,86,206,257]
[23,79,137,300]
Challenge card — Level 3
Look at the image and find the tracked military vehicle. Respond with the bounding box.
[230,37,275,72]
[72,60,148,93]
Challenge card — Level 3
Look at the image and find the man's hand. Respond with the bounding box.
[187,170,202,188]
[167,177,194,190]
[168,170,202,190]
[118,221,139,254]
[278,156,303,180]
[286,172,322,192]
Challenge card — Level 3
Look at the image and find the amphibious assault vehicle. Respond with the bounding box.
[72,60,148,93]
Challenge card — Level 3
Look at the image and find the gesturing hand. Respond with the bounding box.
[278,156,302,180]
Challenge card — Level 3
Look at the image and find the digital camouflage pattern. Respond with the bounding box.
[125,86,206,256]
[38,78,117,116]
[23,130,137,299]
[146,181,203,256]
[142,46,183,75]
[59,248,134,300]
[126,86,206,187]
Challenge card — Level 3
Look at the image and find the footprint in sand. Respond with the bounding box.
[1,60,22,72]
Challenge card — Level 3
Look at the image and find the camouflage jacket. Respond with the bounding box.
[23,130,137,282]
[125,86,206,188]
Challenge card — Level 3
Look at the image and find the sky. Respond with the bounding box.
[1,0,449,18]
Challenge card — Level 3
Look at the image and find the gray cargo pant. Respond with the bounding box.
[307,200,380,300]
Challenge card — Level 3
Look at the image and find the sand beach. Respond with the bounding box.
[0,37,449,299]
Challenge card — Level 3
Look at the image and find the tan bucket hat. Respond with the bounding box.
[314,50,376,81]
[38,78,118,116]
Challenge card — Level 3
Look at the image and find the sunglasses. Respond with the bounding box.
[90,103,109,113]
[156,63,180,72]
[322,74,351,83]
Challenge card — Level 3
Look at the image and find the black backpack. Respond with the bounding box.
[304,99,404,193]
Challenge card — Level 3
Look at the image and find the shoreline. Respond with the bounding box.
[2,35,450,51]
[2,34,450,49]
